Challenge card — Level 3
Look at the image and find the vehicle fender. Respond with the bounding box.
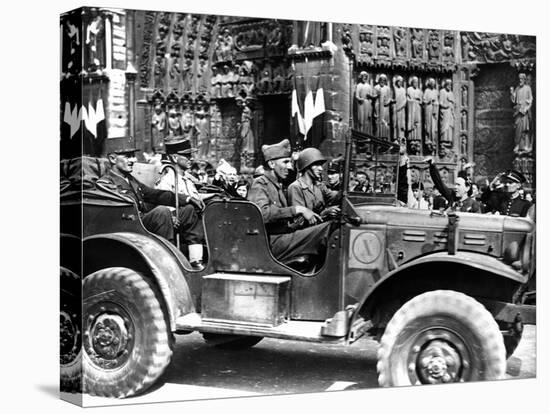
[83,232,195,331]
[350,251,526,335]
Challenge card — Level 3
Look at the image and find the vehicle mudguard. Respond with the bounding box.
[83,232,195,331]
[349,251,527,336]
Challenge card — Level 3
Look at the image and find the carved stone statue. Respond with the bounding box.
[210,66,222,98]
[239,103,255,154]
[439,79,455,146]
[221,65,233,98]
[167,108,183,139]
[510,72,533,155]
[195,105,210,159]
[406,76,423,143]
[375,74,392,139]
[355,71,376,134]
[151,104,166,152]
[85,11,105,71]
[393,76,406,141]
[423,78,439,152]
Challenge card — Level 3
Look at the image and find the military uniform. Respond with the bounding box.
[98,170,203,245]
[498,196,531,217]
[287,176,339,217]
[248,170,331,264]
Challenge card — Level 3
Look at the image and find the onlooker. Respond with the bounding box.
[497,170,532,217]
[350,169,372,193]
[235,179,249,200]
[424,156,481,213]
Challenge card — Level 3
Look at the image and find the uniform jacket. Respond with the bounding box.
[98,169,188,213]
[498,195,532,217]
[287,176,339,215]
[248,170,297,235]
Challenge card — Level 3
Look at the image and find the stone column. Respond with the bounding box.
[125,63,138,145]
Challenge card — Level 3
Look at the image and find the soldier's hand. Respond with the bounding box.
[172,216,181,229]
[423,156,434,165]
[295,206,322,225]
[189,197,205,213]
[321,206,341,220]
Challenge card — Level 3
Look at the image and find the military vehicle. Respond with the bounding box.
[60,131,535,398]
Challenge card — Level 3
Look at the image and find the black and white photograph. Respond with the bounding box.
[3,1,547,413]
[56,1,542,408]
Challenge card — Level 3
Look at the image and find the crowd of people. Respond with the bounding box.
[97,136,534,272]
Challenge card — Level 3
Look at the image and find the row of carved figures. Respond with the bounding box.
[355,72,462,156]
[210,61,292,99]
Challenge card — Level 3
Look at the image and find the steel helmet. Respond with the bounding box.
[296,148,326,172]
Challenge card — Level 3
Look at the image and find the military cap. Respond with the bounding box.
[262,139,291,161]
[111,148,138,157]
[502,170,526,184]
[327,156,344,174]
[165,137,197,155]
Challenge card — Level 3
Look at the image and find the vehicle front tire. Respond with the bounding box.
[60,267,82,393]
[82,267,172,398]
[377,290,506,386]
[202,333,263,350]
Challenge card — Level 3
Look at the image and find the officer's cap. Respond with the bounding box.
[502,169,526,184]
[165,137,197,155]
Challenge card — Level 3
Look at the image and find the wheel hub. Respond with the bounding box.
[84,306,134,370]
[408,329,469,384]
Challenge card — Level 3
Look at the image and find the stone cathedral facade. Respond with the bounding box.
[60,7,536,189]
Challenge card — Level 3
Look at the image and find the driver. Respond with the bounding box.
[248,139,332,265]
[287,147,340,227]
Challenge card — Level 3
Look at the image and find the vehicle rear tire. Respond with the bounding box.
[377,290,506,386]
[202,333,263,350]
[60,267,82,393]
[82,267,172,398]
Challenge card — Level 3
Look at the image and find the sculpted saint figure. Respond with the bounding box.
[151,104,166,152]
[375,74,392,139]
[510,73,533,155]
[355,71,376,134]
[423,78,439,149]
[406,76,423,142]
[393,76,406,141]
[439,79,455,145]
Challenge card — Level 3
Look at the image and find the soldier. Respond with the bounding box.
[287,148,340,226]
[98,148,206,270]
[248,139,332,266]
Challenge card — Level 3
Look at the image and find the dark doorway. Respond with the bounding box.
[261,95,290,146]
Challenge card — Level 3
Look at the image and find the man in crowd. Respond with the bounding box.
[287,148,340,227]
[350,169,372,193]
[326,157,343,192]
[496,170,532,217]
[424,156,481,213]
[98,147,206,270]
[248,139,332,266]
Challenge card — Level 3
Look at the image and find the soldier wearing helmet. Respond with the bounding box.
[248,140,332,267]
[288,147,341,227]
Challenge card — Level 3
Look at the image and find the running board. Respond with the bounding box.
[175,313,346,343]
